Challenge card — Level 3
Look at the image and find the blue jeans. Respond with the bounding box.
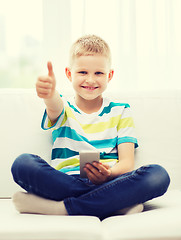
[11,153,170,219]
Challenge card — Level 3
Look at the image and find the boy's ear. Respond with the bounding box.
[108,69,114,82]
[65,67,72,82]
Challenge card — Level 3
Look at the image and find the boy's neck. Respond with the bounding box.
[75,95,103,114]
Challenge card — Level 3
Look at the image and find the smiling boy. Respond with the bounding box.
[11,35,170,218]
[65,54,113,114]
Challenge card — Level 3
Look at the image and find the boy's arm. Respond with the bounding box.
[43,91,63,125]
[110,142,135,178]
[36,62,64,124]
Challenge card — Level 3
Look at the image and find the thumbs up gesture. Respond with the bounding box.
[36,62,56,99]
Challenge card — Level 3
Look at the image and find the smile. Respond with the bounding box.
[81,86,98,90]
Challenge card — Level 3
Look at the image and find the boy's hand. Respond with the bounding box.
[36,62,56,99]
[84,162,112,185]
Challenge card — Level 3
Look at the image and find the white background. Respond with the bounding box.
[0,0,181,93]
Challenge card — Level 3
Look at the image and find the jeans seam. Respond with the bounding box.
[78,171,136,200]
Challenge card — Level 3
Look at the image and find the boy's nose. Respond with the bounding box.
[86,76,95,84]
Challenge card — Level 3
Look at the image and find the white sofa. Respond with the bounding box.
[0,88,181,240]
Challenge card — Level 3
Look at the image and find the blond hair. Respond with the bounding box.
[69,35,111,67]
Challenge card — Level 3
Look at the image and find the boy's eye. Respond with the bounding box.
[78,71,87,75]
[95,72,104,75]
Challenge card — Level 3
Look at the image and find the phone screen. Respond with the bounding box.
[79,151,100,178]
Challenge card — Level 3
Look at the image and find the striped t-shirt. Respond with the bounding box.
[41,95,138,175]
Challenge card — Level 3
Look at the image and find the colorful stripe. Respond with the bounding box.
[99,102,130,116]
[41,96,138,175]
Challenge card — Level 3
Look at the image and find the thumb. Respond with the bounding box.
[47,61,54,77]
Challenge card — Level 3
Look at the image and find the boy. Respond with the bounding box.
[11,35,170,219]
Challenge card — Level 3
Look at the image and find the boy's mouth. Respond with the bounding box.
[81,86,98,90]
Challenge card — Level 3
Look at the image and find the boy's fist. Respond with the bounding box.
[36,61,56,99]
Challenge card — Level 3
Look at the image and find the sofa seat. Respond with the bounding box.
[0,198,101,240]
[0,190,181,240]
[103,190,181,240]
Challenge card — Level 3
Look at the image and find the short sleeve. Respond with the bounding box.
[41,108,65,130]
[117,105,138,148]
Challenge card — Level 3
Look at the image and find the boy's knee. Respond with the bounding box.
[12,153,29,168]
[11,153,34,178]
[152,164,170,185]
[146,164,170,195]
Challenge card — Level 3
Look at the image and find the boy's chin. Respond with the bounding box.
[80,94,103,101]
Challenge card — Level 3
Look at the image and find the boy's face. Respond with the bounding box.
[66,54,114,102]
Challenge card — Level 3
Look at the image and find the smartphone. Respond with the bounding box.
[79,151,100,178]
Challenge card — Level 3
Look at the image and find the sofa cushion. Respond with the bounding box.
[0,198,101,240]
[102,190,181,240]
[0,89,52,197]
